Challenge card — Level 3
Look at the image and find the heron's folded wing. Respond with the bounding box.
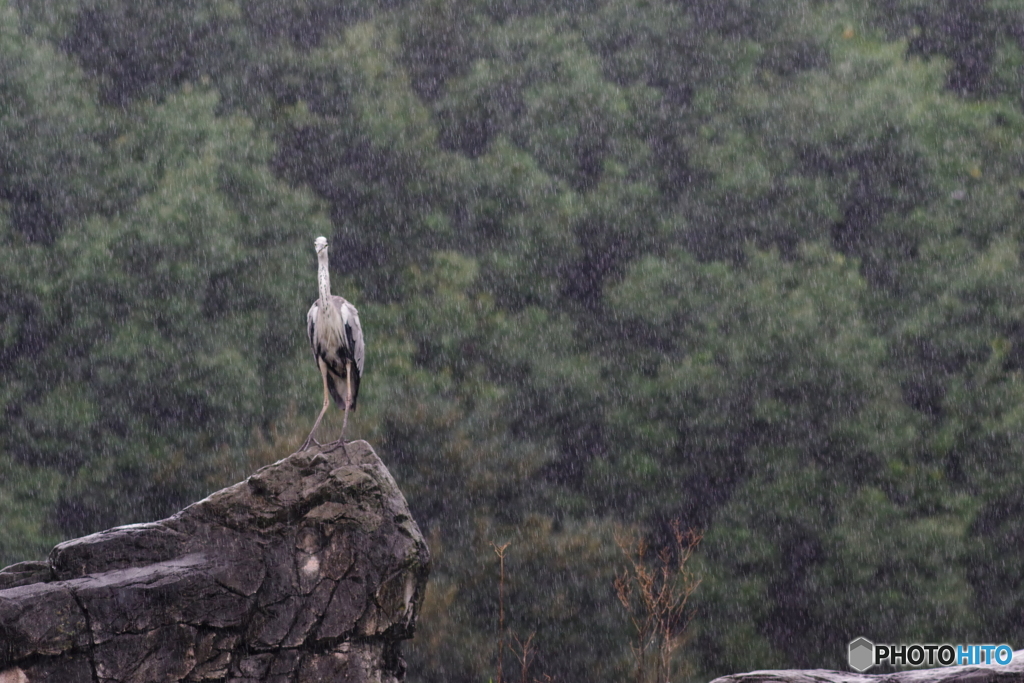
[306,301,320,362]
[339,299,365,378]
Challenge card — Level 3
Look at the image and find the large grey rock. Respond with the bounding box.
[710,649,1024,683]
[0,441,430,683]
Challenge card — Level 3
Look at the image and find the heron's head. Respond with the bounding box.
[314,236,328,255]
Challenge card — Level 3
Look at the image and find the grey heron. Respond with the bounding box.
[301,235,365,450]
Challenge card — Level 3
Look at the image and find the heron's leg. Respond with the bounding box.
[340,360,352,442]
[326,360,353,453]
[301,358,330,451]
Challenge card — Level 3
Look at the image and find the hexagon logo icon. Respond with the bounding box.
[849,637,874,672]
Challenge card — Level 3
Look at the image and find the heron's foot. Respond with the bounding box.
[299,434,322,452]
[323,438,349,454]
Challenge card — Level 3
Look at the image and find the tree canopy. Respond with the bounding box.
[3,0,1024,680]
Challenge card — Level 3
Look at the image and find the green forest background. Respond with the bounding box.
[3,0,1024,680]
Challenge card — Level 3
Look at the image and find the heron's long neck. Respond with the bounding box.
[318,253,332,308]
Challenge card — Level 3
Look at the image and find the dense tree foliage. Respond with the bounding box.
[3,0,1024,680]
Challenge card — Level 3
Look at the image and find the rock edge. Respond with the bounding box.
[710,649,1024,683]
[0,440,430,683]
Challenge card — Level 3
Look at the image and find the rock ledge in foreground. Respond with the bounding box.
[0,440,430,683]
[710,649,1024,683]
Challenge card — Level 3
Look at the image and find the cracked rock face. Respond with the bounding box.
[0,441,430,683]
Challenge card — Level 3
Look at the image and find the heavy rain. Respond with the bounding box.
[1,0,1022,681]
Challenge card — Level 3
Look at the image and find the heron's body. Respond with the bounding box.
[307,294,363,410]
[302,236,364,450]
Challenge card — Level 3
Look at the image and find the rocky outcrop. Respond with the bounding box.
[709,650,1024,683]
[0,440,430,683]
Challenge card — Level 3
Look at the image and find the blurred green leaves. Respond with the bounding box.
[5,0,1024,681]
[2,83,328,538]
